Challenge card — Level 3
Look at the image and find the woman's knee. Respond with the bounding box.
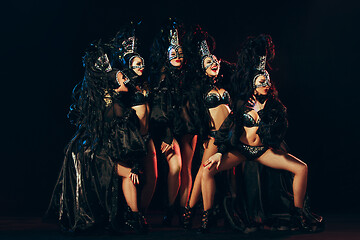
[201,166,216,180]
[168,162,182,176]
[301,162,308,174]
[294,161,308,176]
[122,176,135,187]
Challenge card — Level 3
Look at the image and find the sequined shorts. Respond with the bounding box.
[237,142,268,161]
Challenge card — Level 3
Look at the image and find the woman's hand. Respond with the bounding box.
[161,141,174,154]
[248,95,267,112]
[203,153,223,170]
[114,71,129,92]
[129,171,139,185]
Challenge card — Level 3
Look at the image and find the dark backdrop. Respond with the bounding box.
[1,0,359,217]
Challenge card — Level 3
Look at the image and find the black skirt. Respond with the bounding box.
[44,133,124,233]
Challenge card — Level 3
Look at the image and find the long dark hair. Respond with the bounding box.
[67,41,117,151]
[110,22,148,90]
[110,22,142,69]
[231,34,276,103]
[183,25,216,82]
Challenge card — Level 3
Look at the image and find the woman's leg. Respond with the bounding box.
[179,134,197,207]
[165,139,182,206]
[116,163,139,212]
[256,149,308,208]
[140,139,158,212]
[188,138,218,208]
[201,151,246,211]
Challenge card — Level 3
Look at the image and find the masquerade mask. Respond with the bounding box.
[200,40,219,70]
[168,28,183,61]
[253,56,271,88]
[117,32,145,76]
[129,55,145,70]
[253,70,271,88]
[203,55,219,70]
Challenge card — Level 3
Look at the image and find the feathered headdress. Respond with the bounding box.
[113,22,145,71]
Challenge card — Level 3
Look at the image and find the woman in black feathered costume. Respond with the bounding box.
[181,25,235,230]
[110,23,157,228]
[149,18,199,225]
[200,34,323,233]
[45,41,148,234]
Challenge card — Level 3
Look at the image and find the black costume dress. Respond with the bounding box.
[45,91,146,233]
[150,67,192,145]
[215,95,323,231]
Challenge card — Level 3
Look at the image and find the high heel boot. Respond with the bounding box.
[291,207,311,232]
[197,209,213,234]
[124,207,147,234]
[182,205,195,230]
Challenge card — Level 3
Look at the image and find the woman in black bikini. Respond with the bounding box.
[181,25,234,230]
[199,34,323,233]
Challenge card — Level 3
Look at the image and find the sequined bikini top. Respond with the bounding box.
[242,106,260,127]
[204,90,230,109]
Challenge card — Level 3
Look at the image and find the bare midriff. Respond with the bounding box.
[208,104,231,131]
[239,109,263,146]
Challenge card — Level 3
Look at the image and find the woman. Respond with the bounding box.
[181,25,235,229]
[199,34,323,233]
[149,18,198,225]
[110,24,157,225]
[45,41,147,234]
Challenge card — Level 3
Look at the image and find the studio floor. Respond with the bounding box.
[0,212,359,240]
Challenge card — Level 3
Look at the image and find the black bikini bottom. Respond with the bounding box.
[237,142,268,161]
